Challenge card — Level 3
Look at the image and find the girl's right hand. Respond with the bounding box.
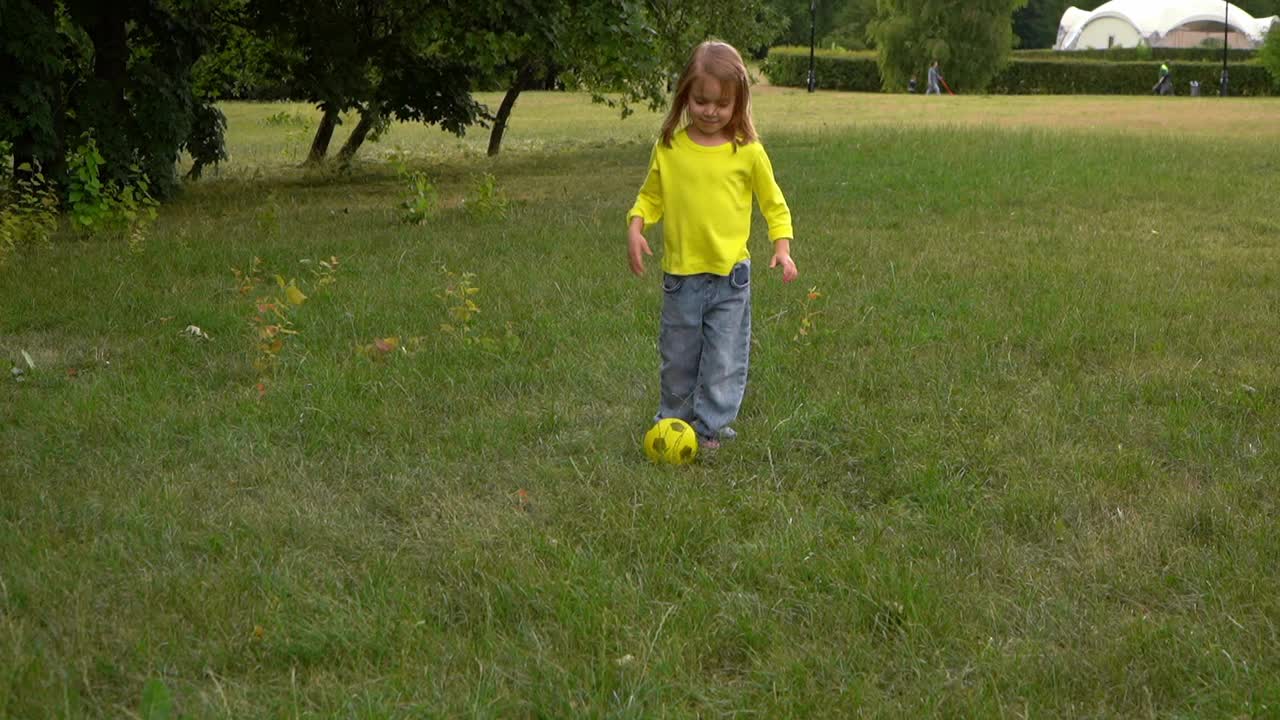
[628,230,653,276]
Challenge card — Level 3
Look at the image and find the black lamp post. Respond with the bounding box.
[1221,1,1230,96]
[807,0,817,92]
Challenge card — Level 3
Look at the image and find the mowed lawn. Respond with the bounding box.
[3,90,1280,717]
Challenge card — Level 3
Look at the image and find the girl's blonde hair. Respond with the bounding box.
[660,41,757,149]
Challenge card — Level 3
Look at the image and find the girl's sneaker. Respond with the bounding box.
[699,427,735,452]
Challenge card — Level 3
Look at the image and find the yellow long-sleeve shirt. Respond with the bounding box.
[628,129,793,276]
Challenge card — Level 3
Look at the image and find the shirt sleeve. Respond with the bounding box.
[627,144,663,227]
[753,145,793,242]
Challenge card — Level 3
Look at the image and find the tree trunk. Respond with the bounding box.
[336,106,381,167]
[306,106,341,165]
[80,3,132,186]
[487,64,537,157]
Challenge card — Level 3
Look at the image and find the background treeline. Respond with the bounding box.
[197,0,1280,103]
[186,0,1280,100]
[0,0,788,200]
[4,0,1280,207]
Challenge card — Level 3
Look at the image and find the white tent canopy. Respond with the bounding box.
[1055,0,1278,50]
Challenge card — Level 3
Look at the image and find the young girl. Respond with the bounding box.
[627,40,797,450]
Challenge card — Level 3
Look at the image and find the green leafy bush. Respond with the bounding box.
[65,132,111,227]
[64,132,159,240]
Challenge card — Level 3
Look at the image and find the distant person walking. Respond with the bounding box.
[926,61,942,95]
[1153,62,1172,95]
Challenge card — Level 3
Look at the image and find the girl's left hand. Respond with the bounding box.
[769,252,798,283]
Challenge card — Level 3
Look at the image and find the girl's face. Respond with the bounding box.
[686,73,735,141]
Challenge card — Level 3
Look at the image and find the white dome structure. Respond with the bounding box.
[1055,0,1278,50]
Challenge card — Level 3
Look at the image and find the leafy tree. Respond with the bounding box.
[757,0,878,51]
[474,0,665,156]
[1238,0,1280,20]
[1013,0,1069,49]
[1,0,223,198]
[771,0,841,47]
[645,0,787,73]
[192,0,291,100]
[1261,26,1280,86]
[68,0,217,196]
[480,0,785,156]
[870,0,1028,93]
[824,0,879,50]
[1012,0,1114,51]
[247,0,483,166]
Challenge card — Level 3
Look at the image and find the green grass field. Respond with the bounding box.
[3,90,1280,717]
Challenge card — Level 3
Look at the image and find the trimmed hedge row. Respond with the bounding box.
[1013,47,1257,62]
[990,57,1275,95]
[761,47,882,92]
[762,46,1278,96]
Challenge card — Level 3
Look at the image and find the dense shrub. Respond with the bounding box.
[763,46,1278,95]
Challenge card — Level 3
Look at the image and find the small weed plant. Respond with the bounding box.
[793,286,824,342]
[0,146,59,267]
[233,255,338,391]
[464,172,509,220]
[231,255,265,297]
[262,111,315,162]
[254,194,283,241]
[303,255,340,288]
[399,169,439,224]
[262,111,312,129]
[251,273,307,374]
[437,266,520,352]
[438,266,481,342]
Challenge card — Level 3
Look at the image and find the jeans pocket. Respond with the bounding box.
[729,262,750,290]
[662,274,685,293]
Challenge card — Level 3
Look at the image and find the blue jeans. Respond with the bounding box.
[656,261,751,440]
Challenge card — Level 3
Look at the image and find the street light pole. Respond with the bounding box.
[1221,1,1230,96]
[807,0,817,92]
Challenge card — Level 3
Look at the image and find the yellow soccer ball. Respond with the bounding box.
[643,418,699,465]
